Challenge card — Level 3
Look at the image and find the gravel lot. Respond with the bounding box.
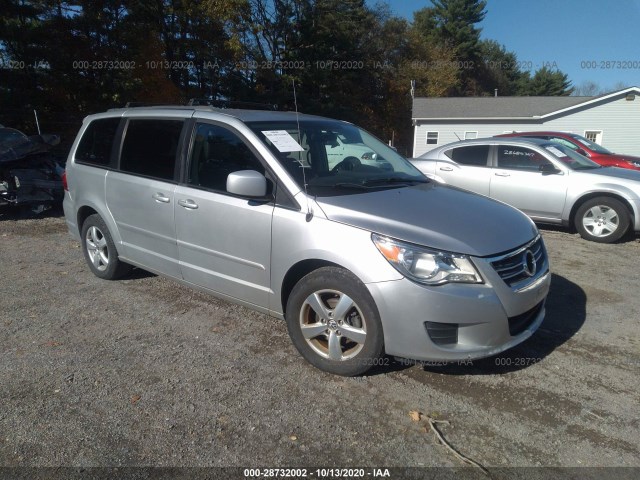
[1,211,639,475]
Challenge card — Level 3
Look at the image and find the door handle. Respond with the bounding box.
[439,166,453,171]
[152,192,170,203]
[178,199,199,210]
[494,172,510,177]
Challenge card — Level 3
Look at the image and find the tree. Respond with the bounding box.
[572,80,603,96]
[477,39,526,96]
[430,0,486,94]
[412,6,437,43]
[522,66,573,96]
[431,0,486,59]
[126,0,248,101]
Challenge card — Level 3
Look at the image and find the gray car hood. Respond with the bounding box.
[579,166,640,183]
[315,183,538,257]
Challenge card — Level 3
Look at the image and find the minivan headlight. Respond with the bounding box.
[372,234,483,285]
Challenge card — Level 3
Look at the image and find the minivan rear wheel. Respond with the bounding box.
[575,197,630,243]
[81,214,131,280]
[285,267,384,376]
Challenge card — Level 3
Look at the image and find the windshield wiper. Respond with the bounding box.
[310,177,429,191]
[330,182,373,190]
[361,176,429,186]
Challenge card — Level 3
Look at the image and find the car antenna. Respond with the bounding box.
[33,110,41,135]
[453,132,461,141]
[293,79,313,222]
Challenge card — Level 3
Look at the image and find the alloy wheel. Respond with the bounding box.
[299,289,367,361]
[85,226,109,272]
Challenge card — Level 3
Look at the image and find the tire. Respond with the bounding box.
[81,214,131,280]
[574,196,630,243]
[285,266,384,376]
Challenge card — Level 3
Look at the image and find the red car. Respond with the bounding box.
[496,131,640,170]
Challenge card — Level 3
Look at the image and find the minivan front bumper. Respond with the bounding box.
[367,267,550,363]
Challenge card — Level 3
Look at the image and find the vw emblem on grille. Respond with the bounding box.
[522,250,537,277]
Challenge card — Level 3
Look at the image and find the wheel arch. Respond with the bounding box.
[280,259,347,316]
[569,192,636,230]
[77,205,99,233]
[74,201,122,246]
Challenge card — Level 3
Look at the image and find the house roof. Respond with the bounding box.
[412,86,640,120]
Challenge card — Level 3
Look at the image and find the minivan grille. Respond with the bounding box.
[490,237,546,288]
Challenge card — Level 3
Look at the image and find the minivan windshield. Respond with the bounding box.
[248,120,427,196]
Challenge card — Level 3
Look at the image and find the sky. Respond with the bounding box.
[379,0,640,92]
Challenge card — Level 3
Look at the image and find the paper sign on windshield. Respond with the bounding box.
[262,130,304,153]
[545,146,567,157]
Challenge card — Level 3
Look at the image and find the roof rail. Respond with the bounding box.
[123,102,173,108]
[187,98,278,111]
[115,100,279,111]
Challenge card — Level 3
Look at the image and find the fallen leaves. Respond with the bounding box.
[131,395,142,405]
[409,410,422,422]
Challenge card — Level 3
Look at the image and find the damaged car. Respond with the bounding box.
[0,126,65,213]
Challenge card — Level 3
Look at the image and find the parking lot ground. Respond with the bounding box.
[1,213,639,475]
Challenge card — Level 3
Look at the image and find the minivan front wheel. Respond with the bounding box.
[81,214,131,280]
[285,267,384,376]
[575,197,630,243]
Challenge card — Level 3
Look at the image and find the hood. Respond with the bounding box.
[581,166,640,182]
[315,183,538,257]
[0,134,60,164]
[606,153,640,164]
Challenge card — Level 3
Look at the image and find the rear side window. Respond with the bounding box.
[119,119,184,181]
[444,145,490,166]
[75,118,120,167]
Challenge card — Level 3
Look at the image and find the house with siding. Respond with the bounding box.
[411,86,640,157]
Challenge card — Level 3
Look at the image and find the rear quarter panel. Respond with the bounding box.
[63,114,123,245]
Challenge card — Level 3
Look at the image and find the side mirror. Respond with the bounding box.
[226,170,268,197]
[539,163,561,174]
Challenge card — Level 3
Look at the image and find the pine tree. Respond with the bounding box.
[431,0,486,61]
[430,0,487,94]
[523,66,574,96]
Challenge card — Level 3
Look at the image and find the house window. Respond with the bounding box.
[426,131,439,145]
[584,130,603,144]
[464,131,478,140]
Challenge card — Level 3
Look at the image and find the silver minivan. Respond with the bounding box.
[63,107,551,376]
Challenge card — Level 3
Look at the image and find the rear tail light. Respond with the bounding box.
[62,171,68,191]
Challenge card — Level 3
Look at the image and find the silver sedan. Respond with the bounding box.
[412,138,640,243]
